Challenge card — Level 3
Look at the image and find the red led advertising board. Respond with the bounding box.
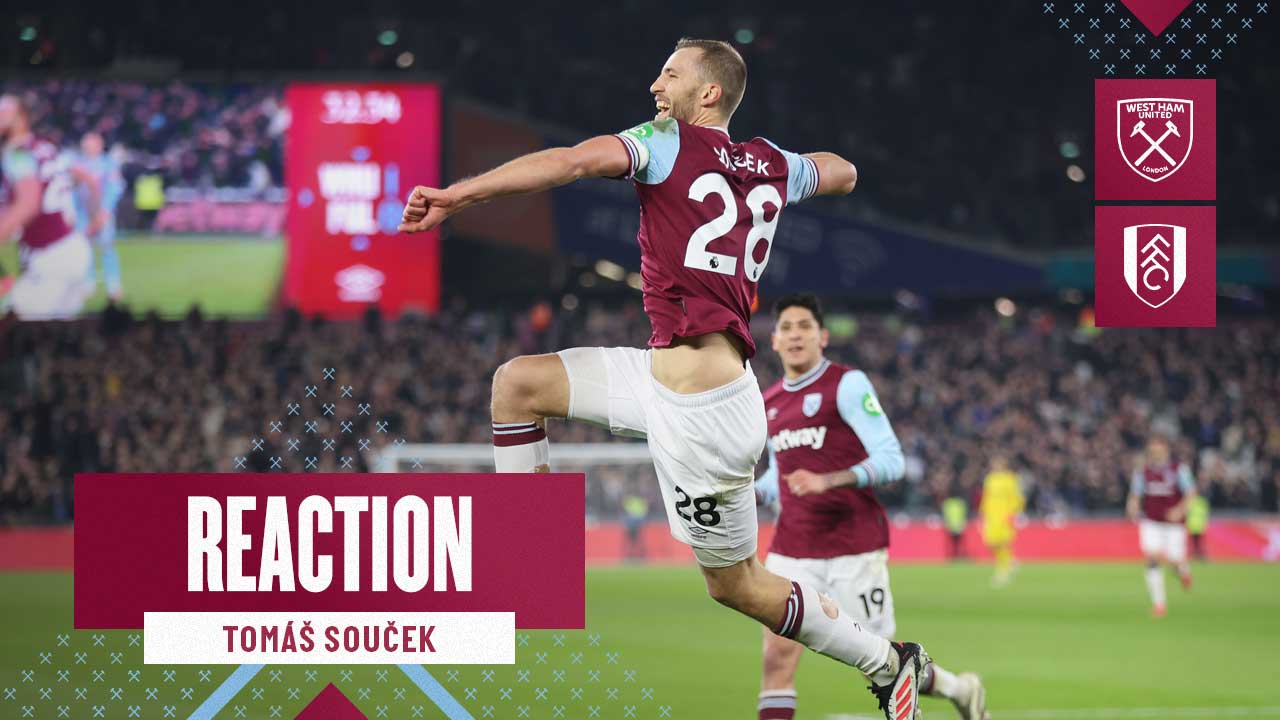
[284,84,441,317]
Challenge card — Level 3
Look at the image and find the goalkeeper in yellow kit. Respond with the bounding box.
[979,455,1024,587]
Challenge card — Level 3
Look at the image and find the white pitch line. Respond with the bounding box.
[824,709,1280,720]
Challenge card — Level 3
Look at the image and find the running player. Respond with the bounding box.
[754,293,987,720]
[1126,436,1195,617]
[401,38,928,720]
[980,455,1023,587]
[75,131,125,300]
[0,94,104,319]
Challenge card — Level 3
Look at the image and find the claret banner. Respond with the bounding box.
[73,474,585,665]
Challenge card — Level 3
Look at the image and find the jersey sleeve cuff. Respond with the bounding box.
[804,155,820,201]
[613,134,642,180]
[850,464,872,488]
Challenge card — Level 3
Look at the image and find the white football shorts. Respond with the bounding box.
[765,549,897,639]
[1139,520,1188,563]
[11,232,92,320]
[558,346,767,568]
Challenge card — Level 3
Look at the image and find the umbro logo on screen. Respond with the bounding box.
[335,264,385,302]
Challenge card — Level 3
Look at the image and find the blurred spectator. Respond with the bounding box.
[942,495,968,561]
[622,490,649,562]
[0,80,285,194]
[1186,493,1210,560]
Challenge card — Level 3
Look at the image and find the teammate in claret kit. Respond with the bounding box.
[1127,436,1196,617]
[754,293,988,720]
[401,38,933,720]
[0,94,105,319]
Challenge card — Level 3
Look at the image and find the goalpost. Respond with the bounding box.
[375,442,664,530]
[376,442,781,564]
[374,443,655,473]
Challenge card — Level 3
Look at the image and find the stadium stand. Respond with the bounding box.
[2,303,1276,524]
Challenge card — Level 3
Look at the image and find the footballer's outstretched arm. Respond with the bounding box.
[803,152,857,196]
[785,370,904,496]
[399,136,630,233]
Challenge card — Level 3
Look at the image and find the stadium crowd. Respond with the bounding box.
[0,79,285,191]
[2,301,1277,525]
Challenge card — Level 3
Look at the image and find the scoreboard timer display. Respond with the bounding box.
[284,84,442,317]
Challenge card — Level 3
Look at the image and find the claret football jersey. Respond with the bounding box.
[614,118,818,358]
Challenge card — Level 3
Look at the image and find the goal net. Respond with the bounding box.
[375,442,660,524]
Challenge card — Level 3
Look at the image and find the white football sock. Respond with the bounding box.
[923,663,963,701]
[757,689,797,719]
[1145,566,1167,607]
[776,581,896,684]
[492,422,550,472]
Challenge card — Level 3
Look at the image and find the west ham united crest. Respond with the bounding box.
[1117,98,1193,183]
[802,392,822,418]
[1123,224,1186,309]
[1095,80,1215,201]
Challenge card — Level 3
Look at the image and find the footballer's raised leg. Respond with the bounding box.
[489,353,570,473]
[921,664,989,720]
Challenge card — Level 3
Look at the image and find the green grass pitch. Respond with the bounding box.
[2,562,1279,718]
[1,233,284,318]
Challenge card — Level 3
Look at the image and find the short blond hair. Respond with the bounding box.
[674,38,747,117]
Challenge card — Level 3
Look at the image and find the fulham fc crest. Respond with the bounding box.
[802,393,822,418]
[1124,224,1186,309]
[1117,98,1193,183]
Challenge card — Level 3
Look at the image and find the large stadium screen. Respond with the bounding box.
[0,80,288,319]
[0,80,440,320]
[284,83,441,317]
